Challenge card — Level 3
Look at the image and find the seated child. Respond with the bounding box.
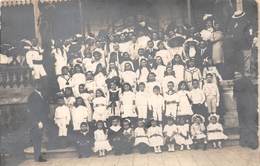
[134,119,150,154]
[175,117,193,150]
[207,114,228,149]
[163,117,178,152]
[121,119,135,154]
[108,116,124,155]
[190,114,207,150]
[94,121,112,157]
[147,118,164,153]
[73,122,94,158]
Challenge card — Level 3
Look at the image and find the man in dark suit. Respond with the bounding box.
[28,84,50,162]
[145,40,158,59]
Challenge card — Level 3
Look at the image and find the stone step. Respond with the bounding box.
[24,133,240,159]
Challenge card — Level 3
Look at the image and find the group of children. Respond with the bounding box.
[43,13,230,158]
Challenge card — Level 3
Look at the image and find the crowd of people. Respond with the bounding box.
[22,10,257,162]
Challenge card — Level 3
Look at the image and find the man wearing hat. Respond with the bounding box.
[227,10,254,77]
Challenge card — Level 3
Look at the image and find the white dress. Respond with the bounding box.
[57,75,72,90]
[134,127,149,146]
[163,124,178,137]
[164,93,179,118]
[71,105,90,130]
[136,68,150,83]
[121,92,137,118]
[153,65,166,82]
[176,91,193,116]
[156,49,172,65]
[162,75,178,94]
[172,64,185,84]
[92,97,108,121]
[64,96,76,111]
[94,73,107,93]
[147,126,164,147]
[146,81,161,95]
[175,124,193,145]
[71,73,86,96]
[121,71,137,87]
[94,129,112,152]
[207,123,228,141]
[135,92,148,119]
[190,123,206,139]
[53,49,67,75]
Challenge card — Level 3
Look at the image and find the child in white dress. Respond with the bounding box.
[54,98,71,137]
[71,65,86,96]
[134,119,150,154]
[176,81,193,117]
[163,117,178,152]
[94,120,112,157]
[121,62,137,89]
[184,60,202,89]
[190,114,207,150]
[135,82,149,120]
[94,64,107,93]
[162,65,178,93]
[164,90,179,119]
[71,97,91,131]
[172,54,185,85]
[203,73,220,114]
[146,72,162,96]
[57,66,72,91]
[136,58,150,83]
[85,71,96,98]
[153,56,166,82]
[120,83,137,125]
[148,86,165,122]
[92,89,108,122]
[175,117,193,150]
[147,119,164,153]
[207,114,228,149]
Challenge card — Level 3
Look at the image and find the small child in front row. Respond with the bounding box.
[121,119,135,154]
[175,117,193,150]
[134,119,150,154]
[147,119,164,153]
[190,114,207,150]
[203,73,220,114]
[108,116,124,155]
[94,121,112,157]
[207,114,228,149]
[163,117,178,152]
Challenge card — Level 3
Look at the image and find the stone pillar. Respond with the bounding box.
[221,80,239,129]
[32,0,42,46]
[256,0,260,151]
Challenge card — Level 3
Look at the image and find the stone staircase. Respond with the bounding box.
[24,128,240,159]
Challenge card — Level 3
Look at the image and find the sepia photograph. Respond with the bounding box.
[0,0,259,165]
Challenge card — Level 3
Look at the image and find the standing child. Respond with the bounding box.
[163,117,178,152]
[184,60,202,89]
[164,90,179,119]
[94,64,107,93]
[172,54,185,85]
[190,114,207,150]
[146,72,161,95]
[108,117,124,155]
[120,83,137,125]
[148,86,165,122]
[176,81,193,119]
[54,98,71,137]
[92,89,108,122]
[147,119,164,153]
[121,62,137,89]
[94,121,112,157]
[175,117,193,150]
[107,80,121,118]
[135,82,149,120]
[63,87,76,112]
[121,119,135,154]
[189,79,207,118]
[71,97,91,131]
[207,114,228,149]
[202,59,223,84]
[203,73,220,114]
[134,119,150,154]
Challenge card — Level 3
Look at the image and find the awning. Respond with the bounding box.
[0,0,72,7]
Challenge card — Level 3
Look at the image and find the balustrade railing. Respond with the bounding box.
[0,65,33,88]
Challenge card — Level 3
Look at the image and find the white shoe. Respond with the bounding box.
[180,145,184,151]
[187,145,191,150]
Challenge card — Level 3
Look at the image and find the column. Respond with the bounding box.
[256,0,260,151]
[32,0,42,46]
